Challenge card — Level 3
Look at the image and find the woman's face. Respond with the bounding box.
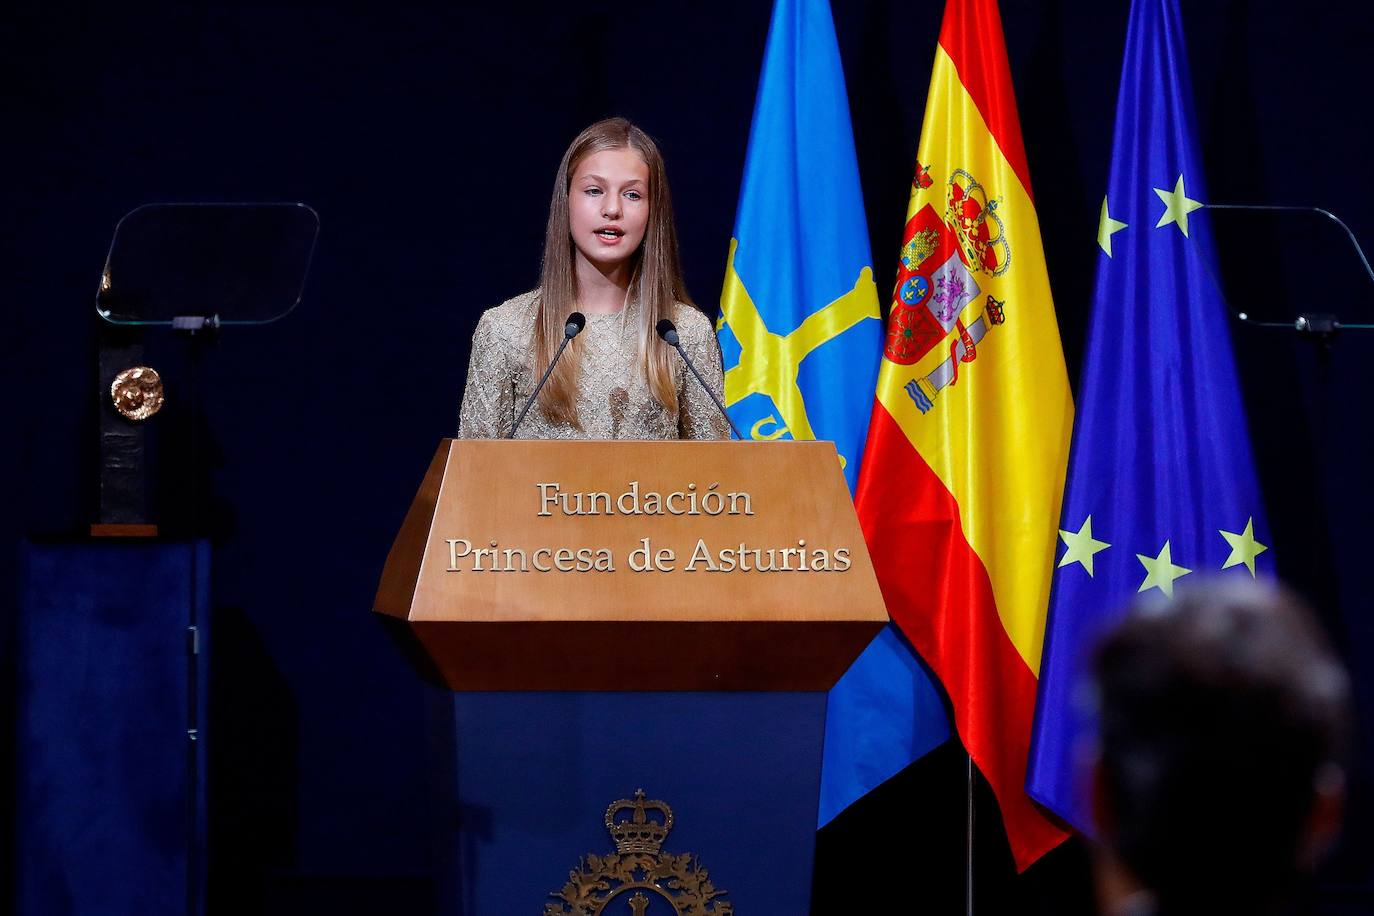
[568,146,651,272]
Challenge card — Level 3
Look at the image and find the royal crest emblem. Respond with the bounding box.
[900,226,941,272]
[914,160,934,190]
[884,203,977,365]
[545,791,733,916]
[930,265,978,326]
[984,294,1006,325]
[898,274,930,306]
[904,294,1009,414]
[884,171,1013,405]
[945,169,1011,276]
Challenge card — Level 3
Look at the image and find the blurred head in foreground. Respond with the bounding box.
[1093,579,1352,915]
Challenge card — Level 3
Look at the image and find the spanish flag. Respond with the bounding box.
[855,0,1074,870]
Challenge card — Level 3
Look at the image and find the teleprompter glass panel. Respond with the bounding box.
[1207,205,1374,328]
[96,202,319,327]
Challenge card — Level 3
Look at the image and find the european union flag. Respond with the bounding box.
[1027,0,1274,834]
[717,0,949,827]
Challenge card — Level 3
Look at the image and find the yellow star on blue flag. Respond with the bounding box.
[1058,515,1111,576]
[1153,174,1204,236]
[1136,540,1192,596]
[1030,0,1274,838]
[1220,517,1269,576]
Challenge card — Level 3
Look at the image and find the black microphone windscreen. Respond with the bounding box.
[655,318,679,346]
[564,312,586,338]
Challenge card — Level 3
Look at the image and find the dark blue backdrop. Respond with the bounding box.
[8,1,1374,912]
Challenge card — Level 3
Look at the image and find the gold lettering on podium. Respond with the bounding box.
[535,481,755,517]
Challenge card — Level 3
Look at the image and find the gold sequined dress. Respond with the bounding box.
[458,290,730,440]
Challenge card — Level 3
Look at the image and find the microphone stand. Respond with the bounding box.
[656,319,743,440]
[509,314,585,439]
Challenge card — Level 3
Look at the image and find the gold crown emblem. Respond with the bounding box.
[604,790,673,854]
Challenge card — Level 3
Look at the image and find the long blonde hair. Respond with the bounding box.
[535,117,690,427]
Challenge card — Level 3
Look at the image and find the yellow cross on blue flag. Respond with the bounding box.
[717,0,950,827]
[1028,0,1274,835]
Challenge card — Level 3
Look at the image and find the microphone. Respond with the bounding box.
[656,318,743,440]
[508,312,585,438]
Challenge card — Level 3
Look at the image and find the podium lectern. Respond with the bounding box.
[375,440,886,914]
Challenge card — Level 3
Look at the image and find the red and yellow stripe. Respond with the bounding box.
[856,0,1074,870]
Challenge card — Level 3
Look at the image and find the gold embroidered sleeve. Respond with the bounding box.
[457,310,514,439]
[675,308,730,441]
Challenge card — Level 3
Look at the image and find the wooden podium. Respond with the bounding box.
[375,439,887,914]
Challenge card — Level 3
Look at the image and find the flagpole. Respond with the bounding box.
[966,753,976,916]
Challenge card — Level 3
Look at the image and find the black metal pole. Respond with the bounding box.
[966,753,975,916]
[186,329,201,916]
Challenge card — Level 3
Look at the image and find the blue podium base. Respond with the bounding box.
[431,691,827,915]
[17,540,209,916]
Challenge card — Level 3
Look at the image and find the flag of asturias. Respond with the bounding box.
[717,0,950,829]
[1028,0,1274,836]
[855,0,1074,870]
